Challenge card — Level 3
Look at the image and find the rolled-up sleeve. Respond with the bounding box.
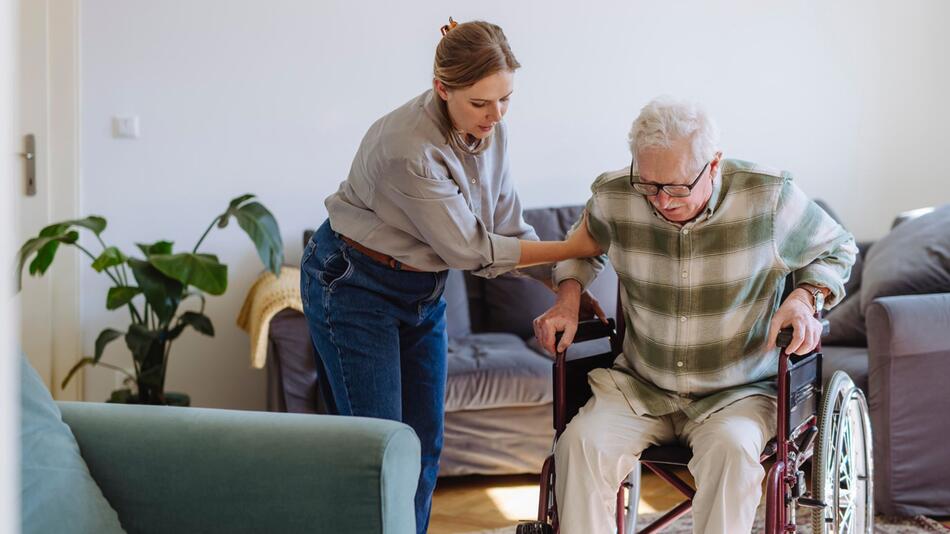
[377,157,521,277]
[774,178,857,308]
[553,196,611,291]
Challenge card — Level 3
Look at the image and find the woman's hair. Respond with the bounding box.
[434,19,521,90]
[628,96,720,171]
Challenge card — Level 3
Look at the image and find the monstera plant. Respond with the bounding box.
[16,194,282,405]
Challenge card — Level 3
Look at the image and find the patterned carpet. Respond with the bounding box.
[464,511,949,533]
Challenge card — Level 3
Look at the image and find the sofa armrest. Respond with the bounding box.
[866,292,950,516]
[58,402,419,534]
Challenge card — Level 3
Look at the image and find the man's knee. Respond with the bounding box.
[693,421,767,466]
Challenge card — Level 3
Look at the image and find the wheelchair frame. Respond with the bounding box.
[521,312,872,534]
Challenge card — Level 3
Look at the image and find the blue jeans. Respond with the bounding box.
[300,220,448,534]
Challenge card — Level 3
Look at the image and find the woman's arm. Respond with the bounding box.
[516,214,602,267]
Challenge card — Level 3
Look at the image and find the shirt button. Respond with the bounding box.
[471,178,477,184]
[676,361,684,367]
[680,316,687,323]
[681,271,688,278]
[682,228,689,235]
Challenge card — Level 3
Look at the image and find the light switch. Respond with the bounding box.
[113,116,140,139]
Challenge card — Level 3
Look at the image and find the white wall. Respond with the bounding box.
[80,0,950,409]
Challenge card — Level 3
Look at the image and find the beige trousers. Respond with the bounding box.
[554,369,776,534]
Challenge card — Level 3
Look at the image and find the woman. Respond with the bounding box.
[301,18,600,533]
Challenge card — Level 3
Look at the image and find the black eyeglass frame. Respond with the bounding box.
[629,159,710,198]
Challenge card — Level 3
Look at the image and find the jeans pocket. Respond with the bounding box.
[318,250,353,290]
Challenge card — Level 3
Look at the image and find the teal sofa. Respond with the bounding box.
[54,401,420,534]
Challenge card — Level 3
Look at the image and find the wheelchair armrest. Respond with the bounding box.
[775,319,830,349]
[554,318,616,348]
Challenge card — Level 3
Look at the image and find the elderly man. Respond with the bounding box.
[533,97,857,534]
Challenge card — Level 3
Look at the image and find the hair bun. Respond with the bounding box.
[440,17,458,36]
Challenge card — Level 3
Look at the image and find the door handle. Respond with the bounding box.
[20,134,36,196]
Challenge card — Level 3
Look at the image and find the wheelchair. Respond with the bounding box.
[517,307,873,533]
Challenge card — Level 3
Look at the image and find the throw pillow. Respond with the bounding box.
[20,354,126,534]
[860,205,950,314]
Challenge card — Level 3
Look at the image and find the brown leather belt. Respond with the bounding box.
[340,235,425,272]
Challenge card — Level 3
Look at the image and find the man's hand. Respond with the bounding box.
[534,279,589,355]
[766,288,823,355]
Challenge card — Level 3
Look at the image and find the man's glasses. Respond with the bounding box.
[629,159,710,198]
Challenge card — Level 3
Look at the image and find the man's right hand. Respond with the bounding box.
[533,279,584,356]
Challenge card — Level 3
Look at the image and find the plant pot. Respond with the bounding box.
[107,388,191,406]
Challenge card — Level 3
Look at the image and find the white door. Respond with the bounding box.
[16,0,81,400]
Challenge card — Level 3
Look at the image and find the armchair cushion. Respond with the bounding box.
[19,355,125,534]
[58,402,420,534]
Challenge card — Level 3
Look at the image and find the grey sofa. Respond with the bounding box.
[269,206,617,477]
[819,205,950,516]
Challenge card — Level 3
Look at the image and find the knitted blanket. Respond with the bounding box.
[236,267,303,368]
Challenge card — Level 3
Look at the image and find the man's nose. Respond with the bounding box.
[653,190,672,208]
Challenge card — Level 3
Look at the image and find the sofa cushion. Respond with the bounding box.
[445,333,553,412]
[860,205,950,316]
[19,354,125,534]
[823,296,868,347]
[444,269,471,338]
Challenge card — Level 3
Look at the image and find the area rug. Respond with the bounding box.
[463,511,949,533]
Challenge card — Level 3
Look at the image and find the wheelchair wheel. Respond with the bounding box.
[516,521,552,534]
[811,371,873,533]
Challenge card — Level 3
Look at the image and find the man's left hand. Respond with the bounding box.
[767,288,823,355]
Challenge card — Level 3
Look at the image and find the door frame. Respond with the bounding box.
[19,0,83,401]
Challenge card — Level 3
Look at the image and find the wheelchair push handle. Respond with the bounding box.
[775,319,830,349]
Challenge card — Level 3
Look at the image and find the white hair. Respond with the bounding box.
[628,96,720,171]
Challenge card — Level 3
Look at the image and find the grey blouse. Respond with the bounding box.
[324,89,538,278]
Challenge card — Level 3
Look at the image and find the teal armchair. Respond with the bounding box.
[57,402,420,534]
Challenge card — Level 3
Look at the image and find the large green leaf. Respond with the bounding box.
[233,202,283,275]
[15,231,80,290]
[93,328,124,363]
[124,323,154,358]
[92,246,127,273]
[136,240,174,258]
[148,253,227,296]
[212,195,283,275]
[39,216,107,237]
[127,258,182,323]
[106,286,142,310]
[180,311,214,336]
[216,194,256,229]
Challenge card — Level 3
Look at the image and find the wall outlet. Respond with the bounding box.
[112,116,140,139]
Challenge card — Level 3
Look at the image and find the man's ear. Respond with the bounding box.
[710,151,724,175]
[433,79,449,101]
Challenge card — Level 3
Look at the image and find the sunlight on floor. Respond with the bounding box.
[485,485,539,521]
[484,485,660,521]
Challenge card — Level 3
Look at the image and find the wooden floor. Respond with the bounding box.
[430,469,695,534]
[430,471,950,534]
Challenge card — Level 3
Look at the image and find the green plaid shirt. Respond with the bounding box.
[553,159,857,421]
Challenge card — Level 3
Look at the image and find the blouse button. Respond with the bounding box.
[471,178,477,184]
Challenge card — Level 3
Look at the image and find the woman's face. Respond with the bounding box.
[435,70,514,140]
